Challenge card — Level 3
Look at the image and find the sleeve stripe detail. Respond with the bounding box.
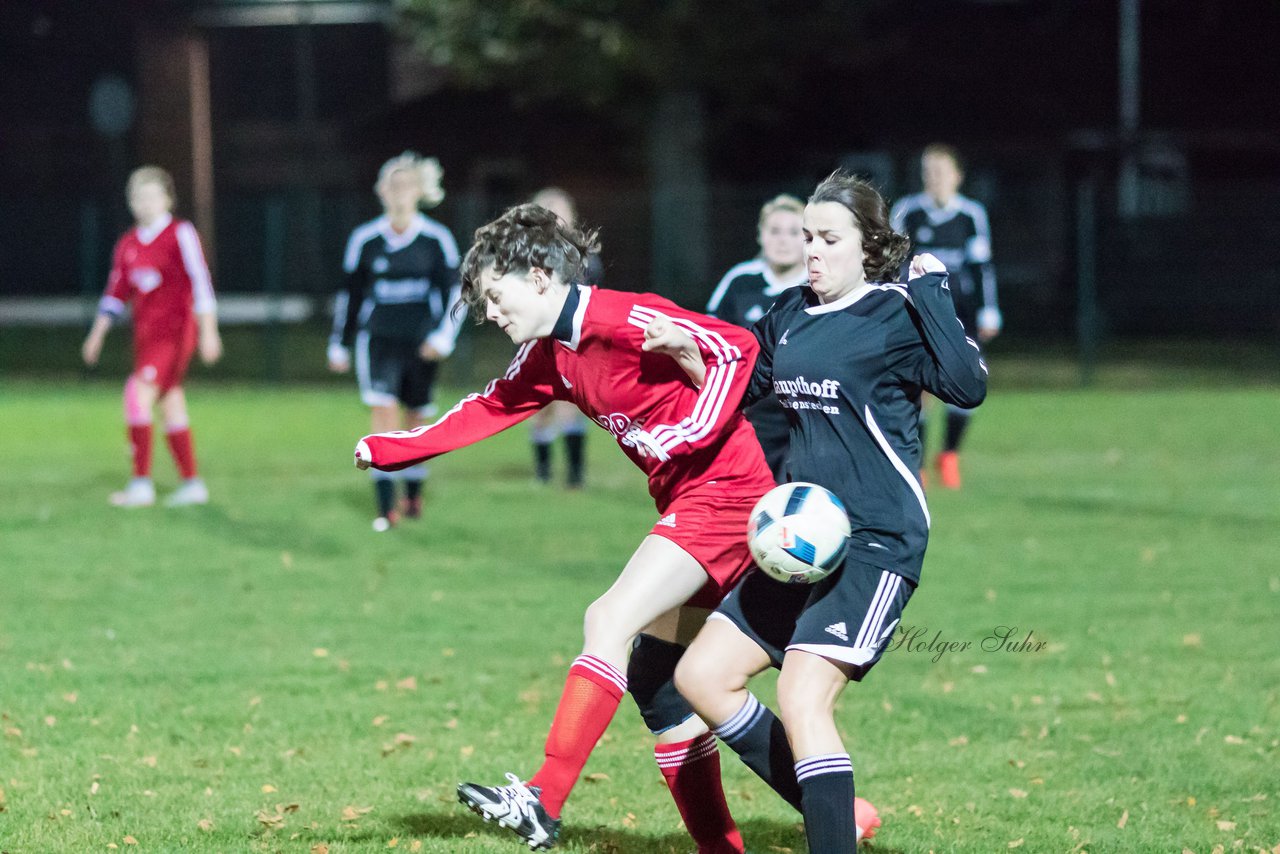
[625,303,745,453]
[368,341,537,446]
[706,259,765,314]
[175,222,216,314]
[419,216,461,267]
[343,220,381,273]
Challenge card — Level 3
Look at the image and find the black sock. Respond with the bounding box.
[796,754,856,853]
[404,478,423,502]
[533,441,552,482]
[713,693,801,811]
[563,433,585,487]
[944,408,971,452]
[373,477,395,517]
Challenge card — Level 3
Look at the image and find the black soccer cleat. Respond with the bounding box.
[458,773,562,850]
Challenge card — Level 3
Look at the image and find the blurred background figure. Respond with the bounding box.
[705,194,807,482]
[328,152,462,530]
[891,143,999,490]
[81,165,221,508]
[525,187,603,489]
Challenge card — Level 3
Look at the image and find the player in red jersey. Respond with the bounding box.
[82,166,221,507]
[354,204,775,852]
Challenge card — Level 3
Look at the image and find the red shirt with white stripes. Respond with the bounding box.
[357,286,775,511]
[99,214,216,344]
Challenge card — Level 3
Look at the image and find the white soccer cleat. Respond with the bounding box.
[164,478,209,507]
[109,478,155,508]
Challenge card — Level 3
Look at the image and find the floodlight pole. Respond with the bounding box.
[1117,0,1141,218]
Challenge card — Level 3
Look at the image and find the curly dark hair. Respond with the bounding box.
[458,203,601,320]
[808,171,911,282]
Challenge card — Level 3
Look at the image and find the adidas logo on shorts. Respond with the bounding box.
[825,621,849,641]
[657,513,677,528]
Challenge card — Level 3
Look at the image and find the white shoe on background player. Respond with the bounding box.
[109,478,155,508]
[165,478,209,507]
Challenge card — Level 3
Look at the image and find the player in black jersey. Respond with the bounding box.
[329,153,463,530]
[525,188,602,488]
[647,172,987,852]
[891,143,1000,489]
[706,195,807,481]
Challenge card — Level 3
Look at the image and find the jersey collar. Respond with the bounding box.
[136,213,173,245]
[378,214,427,252]
[761,264,807,296]
[552,284,592,350]
[804,281,885,315]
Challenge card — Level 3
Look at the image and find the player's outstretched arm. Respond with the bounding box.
[354,341,557,471]
[82,314,112,366]
[901,254,987,408]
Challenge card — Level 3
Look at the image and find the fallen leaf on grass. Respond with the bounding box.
[139,756,157,768]
[1183,633,1202,648]
[1215,820,1236,831]
[1117,809,1128,829]
[311,845,330,854]
[382,733,417,756]
[768,847,793,853]
[622,811,637,828]
[197,818,213,832]
[906,804,924,817]
[372,715,390,727]
[1223,735,1245,745]
[262,784,277,793]
[63,692,78,703]
[584,773,610,782]
[387,838,399,848]
[460,745,474,758]
[256,809,286,829]
[313,648,329,658]
[44,716,56,727]
[949,736,968,747]
[123,836,138,845]
[342,805,374,822]
[1009,789,1028,799]
[396,676,418,691]
[1008,839,1024,849]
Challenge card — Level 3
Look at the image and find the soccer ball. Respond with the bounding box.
[747,482,851,584]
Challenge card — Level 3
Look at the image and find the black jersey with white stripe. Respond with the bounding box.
[705,258,807,327]
[331,214,463,354]
[745,274,987,581]
[890,193,998,328]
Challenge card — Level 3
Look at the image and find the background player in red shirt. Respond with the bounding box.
[81,166,221,507]
[354,204,776,852]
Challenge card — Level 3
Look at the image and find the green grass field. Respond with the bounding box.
[2,376,1278,853]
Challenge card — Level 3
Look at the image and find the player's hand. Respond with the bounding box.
[327,342,351,373]
[419,342,443,362]
[199,330,223,365]
[978,325,999,343]
[908,253,946,280]
[641,313,696,358]
[82,332,103,367]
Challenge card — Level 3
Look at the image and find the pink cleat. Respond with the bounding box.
[855,796,881,843]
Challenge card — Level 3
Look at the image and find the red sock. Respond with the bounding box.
[528,654,626,817]
[166,426,198,479]
[128,424,153,478]
[656,733,745,854]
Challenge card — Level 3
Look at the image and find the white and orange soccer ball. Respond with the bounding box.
[747,482,851,584]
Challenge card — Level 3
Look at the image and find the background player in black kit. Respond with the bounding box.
[524,187,602,488]
[891,143,1000,489]
[647,171,987,852]
[706,194,807,481]
[329,152,462,530]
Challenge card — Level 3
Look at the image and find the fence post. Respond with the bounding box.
[263,196,286,382]
[1076,175,1100,387]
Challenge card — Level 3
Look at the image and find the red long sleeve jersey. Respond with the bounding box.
[357,286,775,512]
[99,214,216,342]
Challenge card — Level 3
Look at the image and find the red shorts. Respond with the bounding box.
[133,323,197,393]
[649,480,764,609]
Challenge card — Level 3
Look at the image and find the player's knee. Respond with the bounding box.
[628,634,697,734]
[776,670,835,730]
[582,596,640,649]
[673,646,732,708]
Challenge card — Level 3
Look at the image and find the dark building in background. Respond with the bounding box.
[2,0,1278,339]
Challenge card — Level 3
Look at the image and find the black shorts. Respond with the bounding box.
[711,556,915,681]
[355,332,439,412]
